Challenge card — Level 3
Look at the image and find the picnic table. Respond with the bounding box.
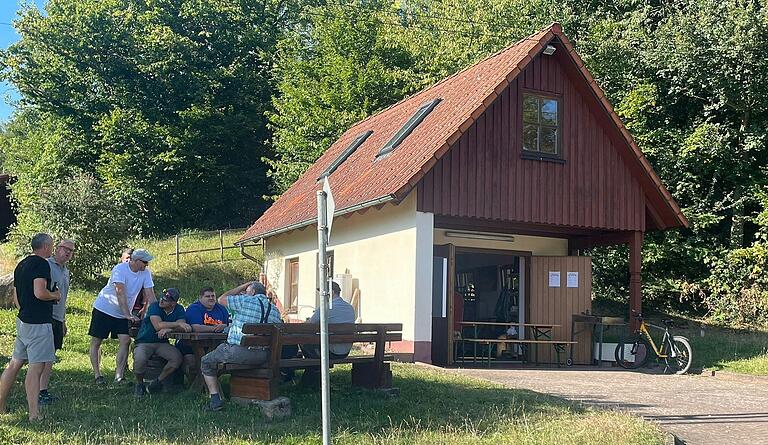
[456,321,575,367]
[167,332,227,390]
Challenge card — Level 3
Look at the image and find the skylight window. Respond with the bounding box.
[318,130,373,180]
[377,98,442,158]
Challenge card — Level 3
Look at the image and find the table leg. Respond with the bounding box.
[189,343,209,392]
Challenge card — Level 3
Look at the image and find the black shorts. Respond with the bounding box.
[88,308,130,339]
[52,319,64,350]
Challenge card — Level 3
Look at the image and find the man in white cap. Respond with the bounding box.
[88,248,156,385]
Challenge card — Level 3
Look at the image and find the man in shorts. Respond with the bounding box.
[89,248,156,384]
[38,239,75,405]
[0,233,61,421]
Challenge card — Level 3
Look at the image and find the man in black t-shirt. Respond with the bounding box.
[0,233,60,421]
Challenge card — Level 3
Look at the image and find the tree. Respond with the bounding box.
[2,0,298,233]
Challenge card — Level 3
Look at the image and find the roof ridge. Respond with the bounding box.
[343,24,558,134]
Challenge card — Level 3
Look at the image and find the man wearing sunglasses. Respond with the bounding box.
[89,248,156,385]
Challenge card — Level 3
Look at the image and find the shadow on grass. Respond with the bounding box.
[0,364,586,444]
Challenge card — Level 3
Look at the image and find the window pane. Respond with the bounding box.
[523,124,538,152]
[541,99,558,125]
[540,126,557,154]
[523,96,539,123]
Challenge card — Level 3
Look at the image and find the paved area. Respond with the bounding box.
[454,366,768,444]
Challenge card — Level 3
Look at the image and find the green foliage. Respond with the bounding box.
[1,0,296,233]
[8,172,132,281]
[705,243,768,325]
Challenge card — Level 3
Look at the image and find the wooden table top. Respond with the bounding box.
[459,321,560,328]
[167,332,228,341]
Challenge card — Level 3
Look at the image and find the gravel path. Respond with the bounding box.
[454,366,768,444]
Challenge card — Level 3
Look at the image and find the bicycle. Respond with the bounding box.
[614,313,693,374]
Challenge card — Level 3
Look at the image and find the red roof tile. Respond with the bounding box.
[240,23,686,243]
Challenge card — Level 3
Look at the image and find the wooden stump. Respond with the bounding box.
[0,273,14,309]
[351,362,392,389]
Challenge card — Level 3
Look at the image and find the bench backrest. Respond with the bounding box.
[241,323,403,347]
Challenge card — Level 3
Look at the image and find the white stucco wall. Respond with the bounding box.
[263,192,433,344]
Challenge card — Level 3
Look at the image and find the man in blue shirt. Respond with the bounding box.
[200,281,281,411]
[177,287,230,375]
[133,288,191,398]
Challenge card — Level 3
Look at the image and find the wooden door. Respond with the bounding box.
[529,256,592,364]
[431,244,455,366]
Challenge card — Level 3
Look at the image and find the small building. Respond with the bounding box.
[238,23,687,365]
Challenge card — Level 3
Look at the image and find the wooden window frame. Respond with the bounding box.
[286,258,300,314]
[520,90,564,162]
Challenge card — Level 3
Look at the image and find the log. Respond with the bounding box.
[0,273,14,309]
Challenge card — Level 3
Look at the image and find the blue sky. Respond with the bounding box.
[0,0,46,124]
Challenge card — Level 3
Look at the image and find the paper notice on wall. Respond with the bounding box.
[567,272,579,288]
[548,271,561,287]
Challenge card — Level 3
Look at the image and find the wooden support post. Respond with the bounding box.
[629,231,643,330]
[219,230,224,263]
[175,234,180,268]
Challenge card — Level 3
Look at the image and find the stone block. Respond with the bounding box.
[230,396,292,421]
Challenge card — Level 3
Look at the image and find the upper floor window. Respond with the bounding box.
[522,93,560,156]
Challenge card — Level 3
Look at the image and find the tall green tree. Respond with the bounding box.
[2,0,297,233]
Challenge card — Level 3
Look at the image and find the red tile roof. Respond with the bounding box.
[240,23,687,243]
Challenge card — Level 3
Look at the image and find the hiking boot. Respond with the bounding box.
[94,376,106,386]
[134,383,146,398]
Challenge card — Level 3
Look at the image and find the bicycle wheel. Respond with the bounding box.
[664,336,692,375]
[615,336,651,369]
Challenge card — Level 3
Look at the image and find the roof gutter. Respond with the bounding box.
[236,194,397,245]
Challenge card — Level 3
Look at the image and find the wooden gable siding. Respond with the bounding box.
[417,53,646,232]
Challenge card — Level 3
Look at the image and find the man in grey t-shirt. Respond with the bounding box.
[301,281,356,359]
[39,239,74,405]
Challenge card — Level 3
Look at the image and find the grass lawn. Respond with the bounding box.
[0,235,668,443]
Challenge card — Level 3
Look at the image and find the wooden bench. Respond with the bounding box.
[221,323,402,401]
[459,338,577,367]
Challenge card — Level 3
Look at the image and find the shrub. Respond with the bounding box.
[9,172,131,280]
[704,243,768,326]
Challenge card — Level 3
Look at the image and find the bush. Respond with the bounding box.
[9,172,131,280]
[704,243,768,326]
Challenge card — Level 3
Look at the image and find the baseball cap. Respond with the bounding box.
[131,249,154,263]
[161,288,180,302]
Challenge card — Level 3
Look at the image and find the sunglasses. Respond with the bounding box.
[139,260,149,265]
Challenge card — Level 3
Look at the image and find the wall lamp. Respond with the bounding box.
[444,231,515,242]
[542,44,556,56]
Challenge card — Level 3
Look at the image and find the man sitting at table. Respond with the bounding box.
[301,281,356,359]
[200,281,281,411]
[177,287,230,376]
[133,288,191,398]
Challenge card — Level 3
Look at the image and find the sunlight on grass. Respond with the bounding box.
[0,233,668,444]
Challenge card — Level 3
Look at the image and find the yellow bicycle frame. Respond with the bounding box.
[638,320,669,358]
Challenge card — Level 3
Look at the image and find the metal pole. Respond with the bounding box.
[175,234,180,268]
[316,190,332,445]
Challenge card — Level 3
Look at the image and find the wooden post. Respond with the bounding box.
[219,230,224,263]
[629,231,643,330]
[175,234,180,268]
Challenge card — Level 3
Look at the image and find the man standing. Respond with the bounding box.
[89,249,156,384]
[133,288,191,397]
[200,281,281,411]
[0,233,60,421]
[38,239,75,405]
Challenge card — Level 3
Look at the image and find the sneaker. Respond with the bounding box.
[204,398,224,412]
[134,383,146,398]
[146,379,163,394]
[94,376,106,386]
[38,392,57,406]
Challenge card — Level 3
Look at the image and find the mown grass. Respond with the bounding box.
[0,233,668,443]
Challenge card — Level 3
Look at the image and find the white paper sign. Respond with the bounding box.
[548,271,561,287]
[567,272,579,288]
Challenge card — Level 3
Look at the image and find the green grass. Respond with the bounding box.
[0,234,668,443]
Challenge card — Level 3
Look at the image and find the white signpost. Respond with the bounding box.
[316,177,335,445]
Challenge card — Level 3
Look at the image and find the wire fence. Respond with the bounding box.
[169,228,259,267]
